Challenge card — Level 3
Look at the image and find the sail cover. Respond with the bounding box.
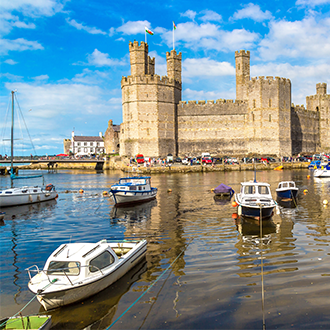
[214,183,234,195]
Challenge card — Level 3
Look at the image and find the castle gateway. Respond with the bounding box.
[119,41,330,158]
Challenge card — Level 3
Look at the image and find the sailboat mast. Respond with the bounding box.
[11,91,14,174]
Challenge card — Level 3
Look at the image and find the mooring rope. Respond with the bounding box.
[105,238,193,329]
[259,204,266,330]
[0,278,57,327]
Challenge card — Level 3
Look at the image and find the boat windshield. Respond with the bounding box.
[244,185,269,195]
[47,261,80,276]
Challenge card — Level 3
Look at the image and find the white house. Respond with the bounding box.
[70,131,105,156]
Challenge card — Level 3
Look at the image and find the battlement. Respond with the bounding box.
[179,99,246,105]
[121,74,181,88]
[292,104,306,110]
[166,50,182,60]
[235,50,250,57]
[316,82,327,95]
[129,40,148,52]
[307,94,330,101]
[249,76,291,84]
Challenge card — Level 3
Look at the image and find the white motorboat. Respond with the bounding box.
[235,181,277,219]
[0,91,58,208]
[276,181,299,200]
[109,176,157,205]
[314,163,330,177]
[0,184,57,207]
[26,239,147,310]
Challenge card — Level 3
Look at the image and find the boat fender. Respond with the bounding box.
[238,205,242,216]
[37,195,40,201]
[45,193,50,197]
[29,195,33,202]
[276,206,280,214]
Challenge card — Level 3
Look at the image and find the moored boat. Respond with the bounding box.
[235,181,277,219]
[313,163,330,177]
[0,91,58,208]
[0,315,51,330]
[109,176,157,206]
[276,181,299,200]
[213,183,234,198]
[0,185,57,208]
[27,239,147,310]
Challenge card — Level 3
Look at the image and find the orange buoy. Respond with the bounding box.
[102,191,108,196]
[232,201,238,207]
[79,189,84,194]
[232,213,238,219]
[168,189,172,192]
[307,175,310,179]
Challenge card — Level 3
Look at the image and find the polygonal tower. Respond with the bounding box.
[120,41,182,158]
[235,50,250,101]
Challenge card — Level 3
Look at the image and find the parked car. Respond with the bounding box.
[212,157,222,164]
[202,156,212,164]
[267,157,277,162]
[174,157,182,163]
[135,154,144,164]
[182,157,190,165]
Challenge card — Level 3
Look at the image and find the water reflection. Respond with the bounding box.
[1,199,57,221]
[213,194,233,205]
[110,199,157,223]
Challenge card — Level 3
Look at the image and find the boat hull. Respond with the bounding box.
[314,169,330,177]
[0,191,58,207]
[240,205,275,219]
[110,188,157,206]
[276,188,298,199]
[32,243,147,310]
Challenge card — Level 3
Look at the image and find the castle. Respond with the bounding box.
[114,41,330,157]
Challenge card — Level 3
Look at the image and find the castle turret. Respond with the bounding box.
[148,56,155,75]
[316,83,327,95]
[235,50,250,100]
[129,41,148,76]
[166,50,182,83]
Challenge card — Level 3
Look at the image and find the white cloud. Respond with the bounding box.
[34,75,49,81]
[183,88,235,101]
[71,68,109,84]
[183,58,234,77]
[86,49,126,67]
[66,18,107,35]
[232,3,272,22]
[200,10,222,22]
[117,20,150,35]
[4,59,18,65]
[0,38,43,54]
[258,16,330,60]
[180,10,197,20]
[296,0,330,6]
[0,0,64,17]
[160,22,259,52]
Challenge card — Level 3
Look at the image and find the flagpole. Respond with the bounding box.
[173,25,174,50]
[145,30,147,43]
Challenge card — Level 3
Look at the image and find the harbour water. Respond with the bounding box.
[1,168,330,329]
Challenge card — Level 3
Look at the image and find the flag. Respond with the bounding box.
[173,21,177,30]
[145,27,154,35]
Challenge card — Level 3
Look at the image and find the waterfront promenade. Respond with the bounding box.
[1,157,310,173]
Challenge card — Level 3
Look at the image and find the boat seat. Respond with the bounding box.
[67,262,79,275]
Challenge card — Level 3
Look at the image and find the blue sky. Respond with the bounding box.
[1,0,330,155]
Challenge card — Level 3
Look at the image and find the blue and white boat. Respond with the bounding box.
[235,181,277,219]
[109,176,157,206]
[276,181,299,200]
[314,163,330,177]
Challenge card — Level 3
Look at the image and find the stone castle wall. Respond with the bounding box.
[116,42,330,158]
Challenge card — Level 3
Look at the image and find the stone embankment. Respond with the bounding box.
[17,157,310,173]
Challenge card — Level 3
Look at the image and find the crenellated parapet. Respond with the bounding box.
[121,74,181,88]
[235,50,250,57]
[178,99,247,116]
[248,76,291,85]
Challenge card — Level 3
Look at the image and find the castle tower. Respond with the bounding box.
[120,42,182,157]
[306,83,330,152]
[166,50,182,83]
[129,41,148,76]
[235,50,250,100]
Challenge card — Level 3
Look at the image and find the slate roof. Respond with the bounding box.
[73,136,103,142]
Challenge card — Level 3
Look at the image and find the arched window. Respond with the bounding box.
[269,99,272,107]
[238,63,240,70]
[269,114,272,122]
